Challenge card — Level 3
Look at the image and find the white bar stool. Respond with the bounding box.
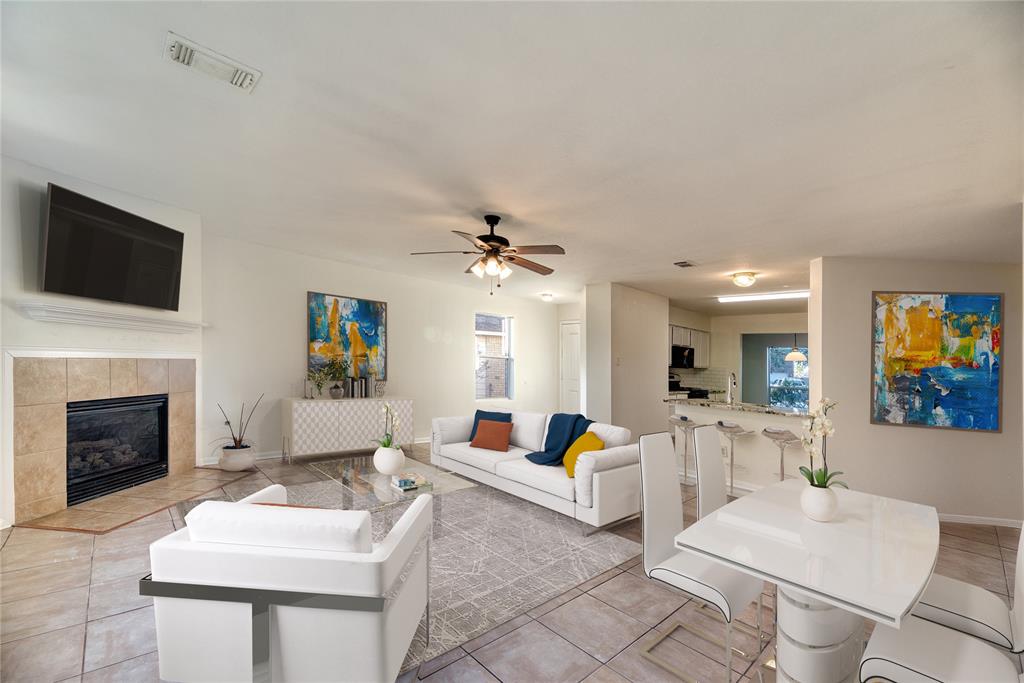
[715,421,753,496]
[761,428,801,482]
[668,414,709,484]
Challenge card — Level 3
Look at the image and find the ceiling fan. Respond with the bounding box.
[410,214,565,284]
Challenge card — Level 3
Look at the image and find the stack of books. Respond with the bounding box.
[391,472,426,492]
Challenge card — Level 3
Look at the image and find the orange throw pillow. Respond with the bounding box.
[470,419,514,451]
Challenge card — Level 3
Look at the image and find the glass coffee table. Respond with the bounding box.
[299,455,474,513]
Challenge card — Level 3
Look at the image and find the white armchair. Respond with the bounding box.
[144,484,432,683]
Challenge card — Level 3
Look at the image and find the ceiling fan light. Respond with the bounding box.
[484,255,501,277]
[470,259,486,278]
[732,271,757,287]
[498,262,512,280]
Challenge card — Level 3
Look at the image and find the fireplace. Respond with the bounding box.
[66,394,169,505]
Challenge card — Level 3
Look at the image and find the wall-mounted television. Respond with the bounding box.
[42,184,184,311]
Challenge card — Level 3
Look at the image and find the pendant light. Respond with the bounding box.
[784,334,806,362]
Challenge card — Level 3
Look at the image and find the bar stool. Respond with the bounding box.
[715,421,753,496]
[668,415,709,484]
[761,427,801,482]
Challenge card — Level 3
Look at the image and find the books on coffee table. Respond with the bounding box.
[391,473,427,492]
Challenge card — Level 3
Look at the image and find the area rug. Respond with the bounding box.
[177,476,641,669]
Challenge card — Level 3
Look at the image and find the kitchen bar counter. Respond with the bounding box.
[664,396,808,418]
[667,400,810,492]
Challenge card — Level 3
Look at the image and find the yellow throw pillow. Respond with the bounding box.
[563,431,604,478]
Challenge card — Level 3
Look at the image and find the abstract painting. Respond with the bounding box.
[307,291,386,379]
[872,292,1001,432]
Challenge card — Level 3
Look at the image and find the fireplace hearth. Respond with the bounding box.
[66,394,169,505]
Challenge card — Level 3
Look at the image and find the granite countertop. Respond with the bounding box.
[664,396,808,418]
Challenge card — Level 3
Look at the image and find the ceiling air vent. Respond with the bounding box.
[674,261,696,268]
[164,32,262,93]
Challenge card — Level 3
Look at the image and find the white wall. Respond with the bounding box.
[557,302,581,322]
[1,157,203,353]
[811,256,1022,522]
[201,235,559,459]
[583,283,612,423]
[710,311,808,394]
[0,157,203,527]
[611,284,670,437]
[670,306,710,330]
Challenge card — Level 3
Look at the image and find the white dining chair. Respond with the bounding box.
[859,615,1020,682]
[638,432,764,682]
[910,527,1024,656]
[693,424,729,519]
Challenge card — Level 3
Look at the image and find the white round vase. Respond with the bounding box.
[800,485,839,522]
[218,445,256,472]
[373,446,405,475]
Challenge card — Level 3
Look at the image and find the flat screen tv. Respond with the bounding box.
[42,184,184,311]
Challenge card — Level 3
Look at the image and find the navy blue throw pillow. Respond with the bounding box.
[470,410,511,441]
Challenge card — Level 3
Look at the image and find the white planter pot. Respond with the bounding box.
[218,445,256,472]
[800,484,839,522]
[373,446,405,476]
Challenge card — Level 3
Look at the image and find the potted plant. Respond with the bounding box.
[215,394,264,471]
[798,397,848,522]
[372,402,405,475]
[306,366,330,398]
[325,356,350,399]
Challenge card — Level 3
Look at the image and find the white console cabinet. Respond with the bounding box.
[281,397,414,462]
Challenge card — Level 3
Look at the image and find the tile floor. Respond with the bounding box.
[19,467,248,534]
[1,443,1020,682]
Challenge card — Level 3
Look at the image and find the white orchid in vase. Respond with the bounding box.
[799,397,848,489]
[375,402,400,449]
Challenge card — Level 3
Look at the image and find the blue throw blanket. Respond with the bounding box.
[526,413,593,466]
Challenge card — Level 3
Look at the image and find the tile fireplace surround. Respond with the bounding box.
[11,357,197,524]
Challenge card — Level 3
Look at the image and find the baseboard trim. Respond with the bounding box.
[938,513,1022,528]
[676,471,1024,528]
[199,450,282,467]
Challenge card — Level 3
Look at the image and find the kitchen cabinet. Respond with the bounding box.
[670,325,691,347]
[691,330,710,368]
[669,325,710,368]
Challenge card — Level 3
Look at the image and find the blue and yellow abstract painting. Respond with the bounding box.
[872,292,1001,432]
[307,292,387,379]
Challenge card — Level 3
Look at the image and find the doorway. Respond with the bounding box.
[559,321,581,413]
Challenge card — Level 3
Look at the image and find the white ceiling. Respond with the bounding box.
[2,2,1021,315]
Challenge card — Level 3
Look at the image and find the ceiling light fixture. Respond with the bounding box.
[540,293,554,302]
[784,333,807,363]
[470,259,485,278]
[484,255,501,277]
[718,291,810,303]
[731,272,757,287]
[498,262,512,280]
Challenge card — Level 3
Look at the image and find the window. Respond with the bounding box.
[767,346,809,411]
[475,314,514,399]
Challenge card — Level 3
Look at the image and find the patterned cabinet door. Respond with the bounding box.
[291,401,342,456]
[391,399,414,446]
[337,399,415,450]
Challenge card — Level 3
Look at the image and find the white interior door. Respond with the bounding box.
[559,322,581,413]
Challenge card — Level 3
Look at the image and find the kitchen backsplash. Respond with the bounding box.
[669,367,731,392]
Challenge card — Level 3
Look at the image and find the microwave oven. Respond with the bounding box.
[671,345,694,369]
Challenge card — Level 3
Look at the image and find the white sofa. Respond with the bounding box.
[146,484,431,683]
[431,412,640,528]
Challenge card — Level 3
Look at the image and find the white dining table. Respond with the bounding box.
[674,478,939,683]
